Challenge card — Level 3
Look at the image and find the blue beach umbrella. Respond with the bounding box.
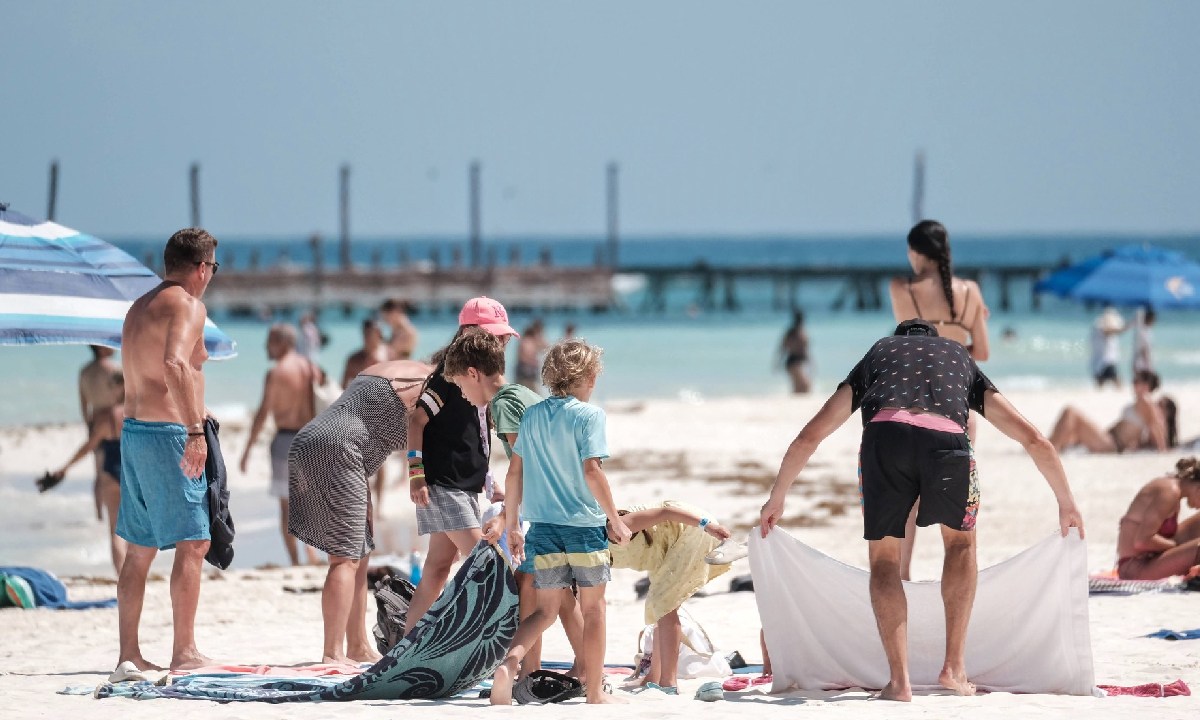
[1034,244,1200,310]
[0,204,237,358]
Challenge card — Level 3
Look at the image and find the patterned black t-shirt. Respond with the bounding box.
[838,335,997,430]
[416,363,488,492]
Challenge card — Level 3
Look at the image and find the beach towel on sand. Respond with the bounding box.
[749,528,1095,696]
[88,544,518,701]
[0,566,115,610]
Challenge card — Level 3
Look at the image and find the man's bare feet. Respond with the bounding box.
[938,668,977,696]
[877,680,912,702]
[323,652,354,665]
[120,656,165,673]
[490,659,518,706]
[586,689,627,704]
[170,651,213,672]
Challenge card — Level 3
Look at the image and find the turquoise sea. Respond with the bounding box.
[2,234,1199,427]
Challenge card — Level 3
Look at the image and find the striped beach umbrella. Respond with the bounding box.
[0,204,237,358]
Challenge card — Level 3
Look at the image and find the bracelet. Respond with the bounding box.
[408,463,424,473]
[699,517,711,528]
[409,473,425,482]
[407,450,423,460]
[187,432,205,438]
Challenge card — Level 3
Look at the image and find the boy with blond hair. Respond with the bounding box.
[489,339,632,705]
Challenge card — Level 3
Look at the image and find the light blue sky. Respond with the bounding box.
[2,1,1197,239]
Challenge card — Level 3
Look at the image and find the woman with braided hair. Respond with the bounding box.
[888,220,992,580]
[1115,457,1200,580]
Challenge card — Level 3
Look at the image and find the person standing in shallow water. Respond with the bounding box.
[779,310,811,394]
[888,220,991,581]
[116,227,219,675]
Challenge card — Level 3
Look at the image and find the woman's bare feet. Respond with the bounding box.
[348,645,382,664]
[877,680,912,702]
[123,656,165,673]
[939,668,977,696]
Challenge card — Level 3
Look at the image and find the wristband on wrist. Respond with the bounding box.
[699,517,711,528]
[187,431,205,438]
[407,450,422,460]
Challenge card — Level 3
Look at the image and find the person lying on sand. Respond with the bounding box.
[1049,370,1176,453]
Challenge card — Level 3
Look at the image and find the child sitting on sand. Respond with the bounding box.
[442,331,586,682]
[489,339,633,705]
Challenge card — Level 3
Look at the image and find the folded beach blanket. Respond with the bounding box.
[1145,628,1200,641]
[84,543,518,701]
[1088,574,1185,595]
[750,528,1095,696]
[1097,679,1190,697]
[0,566,116,610]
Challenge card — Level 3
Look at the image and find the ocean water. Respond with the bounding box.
[2,234,1199,427]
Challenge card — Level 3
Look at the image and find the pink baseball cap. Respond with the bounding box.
[458,296,519,338]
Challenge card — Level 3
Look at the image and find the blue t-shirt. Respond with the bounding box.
[512,395,609,527]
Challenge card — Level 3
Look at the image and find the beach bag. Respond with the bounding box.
[372,573,416,653]
[636,608,732,679]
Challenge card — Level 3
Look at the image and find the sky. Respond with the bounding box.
[2,1,1198,240]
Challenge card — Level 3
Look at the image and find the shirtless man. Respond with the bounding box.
[80,345,123,520]
[380,298,419,360]
[240,324,322,566]
[342,318,392,512]
[116,228,218,676]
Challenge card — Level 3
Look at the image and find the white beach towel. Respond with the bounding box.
[749,528,1095,696]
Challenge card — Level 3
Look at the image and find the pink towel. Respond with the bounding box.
[1097,679,1190,697]
[723,674,773,692]
[172,662,365,677]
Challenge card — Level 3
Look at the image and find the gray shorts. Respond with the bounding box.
[416,485,481,536]
[270,430,297,498]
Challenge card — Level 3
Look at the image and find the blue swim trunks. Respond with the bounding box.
[525,523,610,590]
[116,419,211,550]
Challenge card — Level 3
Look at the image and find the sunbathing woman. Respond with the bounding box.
[1049,370,1176,453]
[1115,457,1200,580]
[608,501,732,695]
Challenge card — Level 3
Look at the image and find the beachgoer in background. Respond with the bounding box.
[79,344,123,520]
[779,310,811,394]
[343,317,393,514]
[297,309,327,363]
[240,324,322,566]
[1115,457,1200,580]
[380,298,419,360]
[1049,369,1175,453]
[609,502,731,695]
[1090,307,1125,388]
[887,220,991,580]
[760,319,1083,702]
[288,357,431,664]
[116,227,219,674]
[515,318,549,392]
[46,368,128,574]
[563,322,577,341]
[1133,307,1156,375]
[401,297,519,640]
[490,339,633,706]
[445,330,586,682]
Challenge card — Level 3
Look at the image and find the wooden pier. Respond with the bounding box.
[203,259,1050,316]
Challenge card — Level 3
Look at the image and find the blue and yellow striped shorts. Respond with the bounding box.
[525,523,610,589]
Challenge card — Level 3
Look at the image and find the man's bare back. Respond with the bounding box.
[268,350,317,431]
[122,283,208,425]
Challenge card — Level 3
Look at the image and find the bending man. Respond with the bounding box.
[759,319,1084,702]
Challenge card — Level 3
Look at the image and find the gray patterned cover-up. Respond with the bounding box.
[288,375,407,558]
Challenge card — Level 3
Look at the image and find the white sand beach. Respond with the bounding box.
[2,384,1199,718]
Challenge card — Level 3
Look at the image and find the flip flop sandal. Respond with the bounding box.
[705,539,749,565]
[513,670,583,704]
